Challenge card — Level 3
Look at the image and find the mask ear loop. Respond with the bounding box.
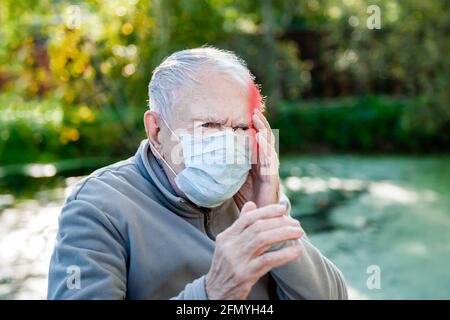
[148,141,177,177]
[148,115,179,177]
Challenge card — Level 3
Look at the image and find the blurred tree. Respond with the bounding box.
[285,0,449,132]
[0,0,448,164]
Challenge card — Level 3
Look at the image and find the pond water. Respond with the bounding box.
[280,155,450,299]
[0,155,449,299]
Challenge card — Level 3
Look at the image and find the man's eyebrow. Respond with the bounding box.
[192,116,249,127]
[194,116,226,124]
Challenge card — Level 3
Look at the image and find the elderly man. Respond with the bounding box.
[47,47,347,300]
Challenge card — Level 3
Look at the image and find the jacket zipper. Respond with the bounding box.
[203,210,215,240]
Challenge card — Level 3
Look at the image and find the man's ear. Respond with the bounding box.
[144,110,161,150]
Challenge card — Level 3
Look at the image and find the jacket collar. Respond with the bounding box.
[134,139,209,218]
[135,139,241,232]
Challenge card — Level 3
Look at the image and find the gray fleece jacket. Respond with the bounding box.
[47,139,348,300]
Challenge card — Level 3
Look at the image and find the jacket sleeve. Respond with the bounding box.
[170,276,209,300]
[270,192,348,300]
[47,199,128,299]
[49,196,208,300]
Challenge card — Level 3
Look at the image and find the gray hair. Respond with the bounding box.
[148,46,255,123]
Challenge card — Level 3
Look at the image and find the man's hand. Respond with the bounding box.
[234,109,280,209]
[205,202,303,300]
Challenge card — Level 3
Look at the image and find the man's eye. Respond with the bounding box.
[202,122,219,128]
[233,126,249,131]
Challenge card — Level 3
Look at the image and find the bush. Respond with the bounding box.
[1,94,448,167]
[0,93,143,165]
[270,96,450,154]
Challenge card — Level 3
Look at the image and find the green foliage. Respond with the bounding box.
[0,94,63,164]
[0,0,448,165]
[0,93,143,165]
[272,96,449,154]
[2,93,447,166]
[296,0,450,132]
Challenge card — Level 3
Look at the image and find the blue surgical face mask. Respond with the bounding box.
[151,118,252,208]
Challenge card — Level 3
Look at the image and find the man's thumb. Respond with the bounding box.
[241,201,257,214]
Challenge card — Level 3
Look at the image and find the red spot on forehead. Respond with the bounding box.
[248,81,262,128]
[248,81,261,164]
[249,81,262,113]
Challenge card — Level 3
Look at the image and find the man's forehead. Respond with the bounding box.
[180,98,250,124]
[189,104,249,120]
[172,73,252,124]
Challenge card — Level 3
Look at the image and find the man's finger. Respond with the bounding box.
[256,132,271,167]
[253,109,275,142]
[236,204,286,232]
[243,225,304,257]
[243,216,300,237]
[255,109,272,131]
[256,133,279,176]
[249,244,302,278]
[241,201,257,214]
[253,117,274,147]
